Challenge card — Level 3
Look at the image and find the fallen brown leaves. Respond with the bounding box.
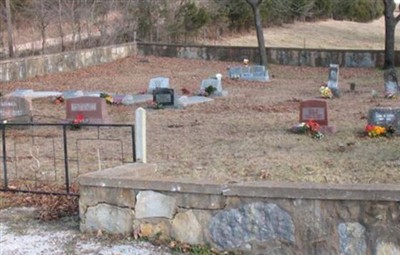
[0,184,79,221]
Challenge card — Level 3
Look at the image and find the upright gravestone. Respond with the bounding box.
[300,100,328,126]
[368,107,400,135]
[66,97,111,124]
[148,77,170,94]
[0,96,32,123]
[200,78,227,96]
[384,69,399,98]
[153,88,174,107]
[327,64,340,97]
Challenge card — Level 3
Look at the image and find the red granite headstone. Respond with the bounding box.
[66,97,110,124]
[300,99,328,126]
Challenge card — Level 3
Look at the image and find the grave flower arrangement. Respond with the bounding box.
[100,93,114,104]
[291,120,324,139]
[70,113,85,130]
[319,85,333,99]
[54,96,64,104]
[365,124,395,137]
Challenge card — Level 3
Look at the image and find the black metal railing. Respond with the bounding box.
[0,122,135,196]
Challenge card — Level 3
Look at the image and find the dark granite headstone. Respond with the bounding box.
[153,88,174,106]
[0,96,32,123]
[66,97,110,124]
[368,107,400,134]
[300,100,328,126]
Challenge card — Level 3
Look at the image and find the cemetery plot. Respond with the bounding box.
[3,56,400,185]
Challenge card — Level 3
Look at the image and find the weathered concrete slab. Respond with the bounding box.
[79,163,400,201]
[224,181,400,201]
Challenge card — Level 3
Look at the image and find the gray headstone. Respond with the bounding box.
[148,77,170,93]
[228,65,269,82]
[368,107,400,134]
[0,96,32,123]
[327,64,340,97]
[228,67,242,79]
[384,69,399,97]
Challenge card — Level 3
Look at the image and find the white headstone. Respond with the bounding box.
[148,77,170,93]
[135,107,146,163]
[201,78,221,93]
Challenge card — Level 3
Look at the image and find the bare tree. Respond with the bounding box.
[5,0,14,57]
[57,0,65,51]
[383,0,400,69]
[245,0,267,67]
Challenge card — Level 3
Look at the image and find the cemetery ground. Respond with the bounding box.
[1,55,400,186]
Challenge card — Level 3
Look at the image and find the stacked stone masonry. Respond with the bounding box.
[79,164,400,254]
[1,42,399,82]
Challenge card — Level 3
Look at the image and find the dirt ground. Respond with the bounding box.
[2,55,400,185]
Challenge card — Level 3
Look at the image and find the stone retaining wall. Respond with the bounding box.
[137,42,400,68]
[79,163,400,254]
[0,42,137,82]
[0,41,398,83]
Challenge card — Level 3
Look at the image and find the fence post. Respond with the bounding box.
[135,107,146,163]
[1,124,8,190]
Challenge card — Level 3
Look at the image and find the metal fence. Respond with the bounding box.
[0,122,135,196]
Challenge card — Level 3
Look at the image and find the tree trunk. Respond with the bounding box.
[245,0,268,68]
[383,0,400,69]
[5,0,14,58]
[58,0,65,52]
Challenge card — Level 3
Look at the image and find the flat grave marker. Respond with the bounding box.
[0,96,32,123]
[66,96,110,124]
[368,107,400,135]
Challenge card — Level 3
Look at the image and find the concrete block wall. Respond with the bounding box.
[79,164,400,254]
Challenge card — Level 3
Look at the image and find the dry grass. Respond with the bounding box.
[202,17,400,50]
[2,55,400,185]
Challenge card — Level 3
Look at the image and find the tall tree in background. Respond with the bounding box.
[245,0,267,67]
[383,0,400,69]
[5,0,14,57]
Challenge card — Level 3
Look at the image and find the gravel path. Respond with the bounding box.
[0,207,175,255]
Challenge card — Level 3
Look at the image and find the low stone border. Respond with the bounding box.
[79,163,400,254]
